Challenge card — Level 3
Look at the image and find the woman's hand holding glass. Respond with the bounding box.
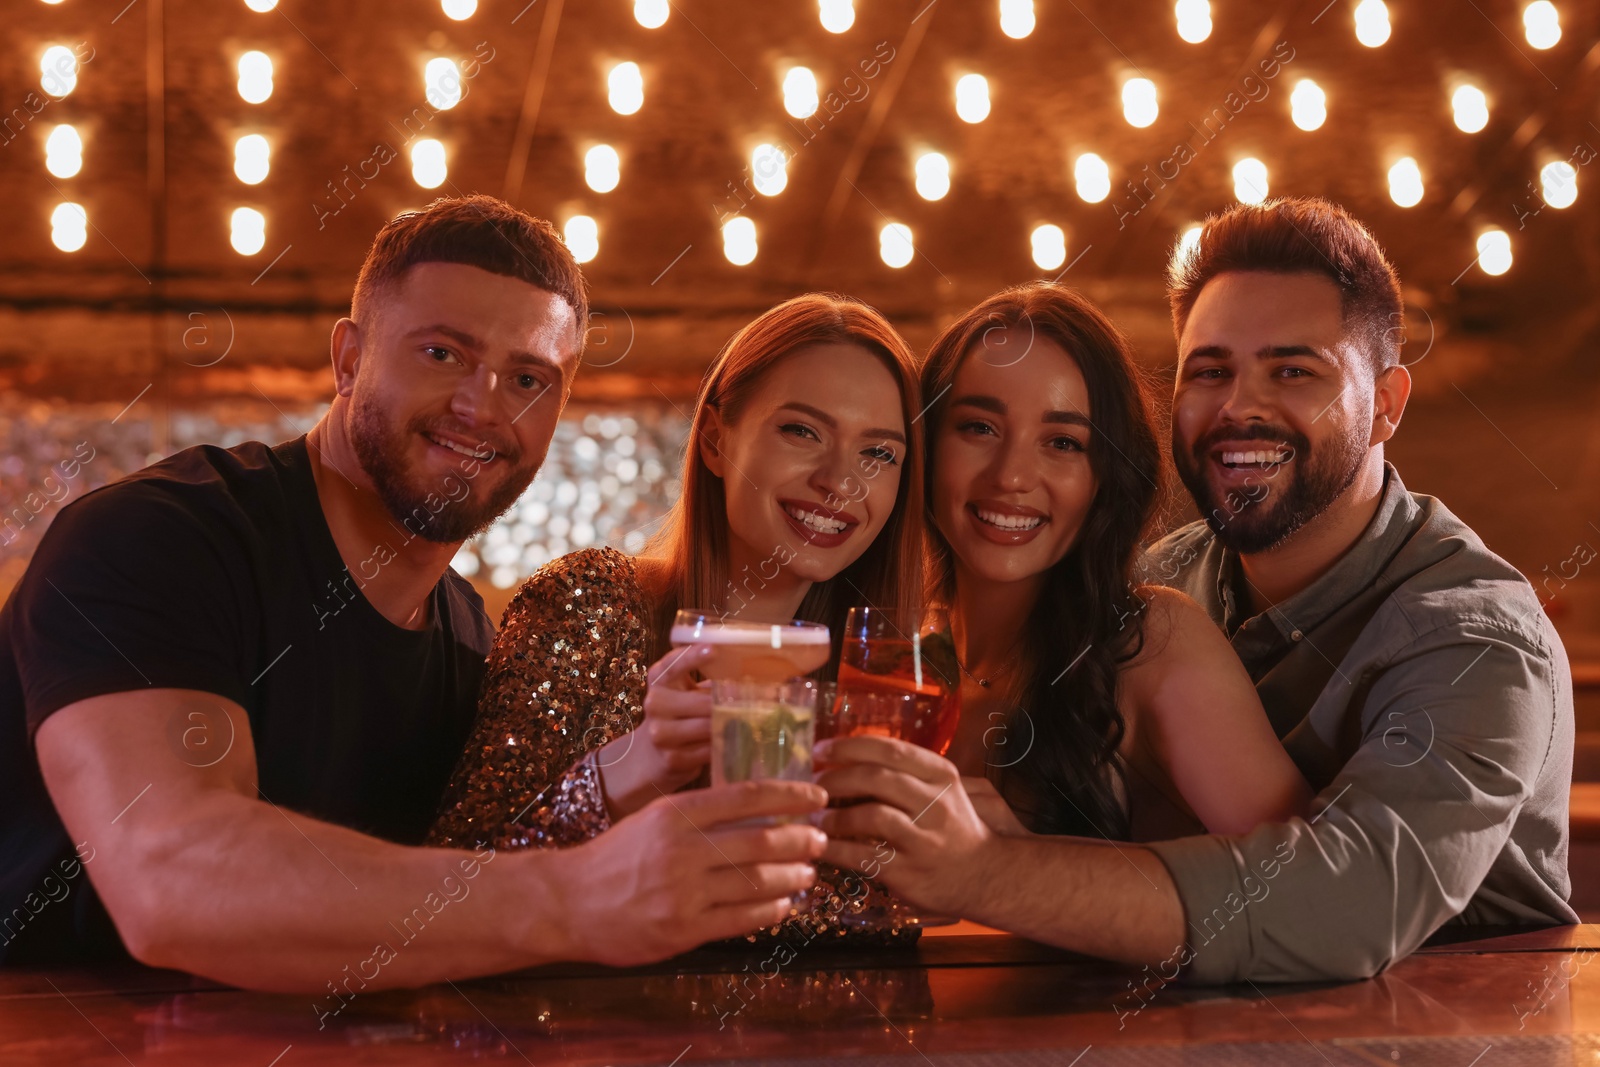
[812,735,999,919]
[595,644,715,818]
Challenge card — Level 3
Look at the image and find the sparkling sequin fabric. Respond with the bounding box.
[427,545,920,945]
[428,547,649,851]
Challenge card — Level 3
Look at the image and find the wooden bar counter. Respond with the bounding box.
[3,923,1597,1065]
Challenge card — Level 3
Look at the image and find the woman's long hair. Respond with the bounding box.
[921,283,1163,839]
[648,293,925,661]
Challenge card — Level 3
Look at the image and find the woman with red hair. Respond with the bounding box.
[428,294,923,891]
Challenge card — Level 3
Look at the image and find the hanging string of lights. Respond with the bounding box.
[28,0,1583,280]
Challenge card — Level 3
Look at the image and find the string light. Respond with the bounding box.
[442,0,477,18]
[584,144,620,193]
[1354,0,1391,47]
[1476,229,1511,275]
[819,0,854,33]
[751,143,788,196]
[44,125,82,179]
[1388,157,1423,207]
[51,202,87,252]
[999,0,1035,39]
[1290,79,1326,131]
[230,207,266,256]
[1122,78,1158,128]
[783,67,819,119]
[411,139,447,189]
[234,134,270,185]
[722,217,757,265]
[914,151,950,200]
[1541,161,1577,208]
[1174,0,1212,43]
[40,45,79,99]
[237,51,273,104]
[1177,224,1203,260]
[1452,85,1489,133]
[425,58,463,110]
[879,223,914,268]
[634,0,669,27]
[1523,2,1560,48]
[1031,224,1066,270]
[955,74,990,123]
[608,62,644,115]
[1233,158,1268,203]
[565,215,599,263]
[1074,153,1111,203]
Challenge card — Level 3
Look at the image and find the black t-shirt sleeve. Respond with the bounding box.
[13,482,252,738]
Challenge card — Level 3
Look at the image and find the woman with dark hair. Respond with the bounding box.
[428,292,923,851]
[820,282,1310,848]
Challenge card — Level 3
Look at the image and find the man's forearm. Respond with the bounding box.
[963,835,1187,965]
[123,793,573,993]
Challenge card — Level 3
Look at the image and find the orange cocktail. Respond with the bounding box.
[820,608,959,754]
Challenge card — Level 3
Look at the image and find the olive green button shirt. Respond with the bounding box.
[1141,464,1576,983]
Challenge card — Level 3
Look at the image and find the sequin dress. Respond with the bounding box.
[427,546,919,946]
[428,547,648,850]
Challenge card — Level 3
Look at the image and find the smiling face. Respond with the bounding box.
[931,328,1099,588]
[343,261,581,542]
[1171,270,1376,554]
[703,342,907,585]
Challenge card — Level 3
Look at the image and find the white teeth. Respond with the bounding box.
[785,505,847,535]
[428,434,490,460]
[1221,449,1288,467]
[976,509,1044,531]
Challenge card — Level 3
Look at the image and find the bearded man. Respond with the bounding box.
[0,196,825,985]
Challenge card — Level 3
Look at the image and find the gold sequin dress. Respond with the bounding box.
[428,546,919,946]
[428,547,647,851]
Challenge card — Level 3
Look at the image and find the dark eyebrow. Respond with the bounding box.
[951,393,1092,430]
[1259,344,1332,363]
[777,401,906,445]
[404,323,563,371]
[405,323,480,348]
[1183,343,1332,364]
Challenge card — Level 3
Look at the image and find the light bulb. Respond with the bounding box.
[914,152,950,201]
[722,217,757,265]
[955,74,990,123]
[565,215,599,263]
[1477,229,1511,275]
[231,207,267,256]
[608,62,644,115]
[1031,224,1066,270]
[879,223,913,268]
[234,134,271,185]
[1074,153,1111,203]
[1233,157,1268,203]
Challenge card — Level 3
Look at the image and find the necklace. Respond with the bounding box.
[932,608,1021,689]
[952,649,1019,689]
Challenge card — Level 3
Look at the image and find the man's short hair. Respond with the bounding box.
[351,194,589,330]
[1167,197,1404,372]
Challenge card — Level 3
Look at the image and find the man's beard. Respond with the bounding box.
[1172,421,1367,555]
[348,393,538,544]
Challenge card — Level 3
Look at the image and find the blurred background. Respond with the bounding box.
[4,0,1599,837]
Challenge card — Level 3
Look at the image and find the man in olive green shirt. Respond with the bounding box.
[1139,458,1574,981]
[813,196,1575,985]
[1135,198,1575,982]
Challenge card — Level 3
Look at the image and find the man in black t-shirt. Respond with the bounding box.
[1,196,825,988]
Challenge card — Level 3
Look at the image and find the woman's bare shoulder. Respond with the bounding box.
[1122,585,1220,672]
